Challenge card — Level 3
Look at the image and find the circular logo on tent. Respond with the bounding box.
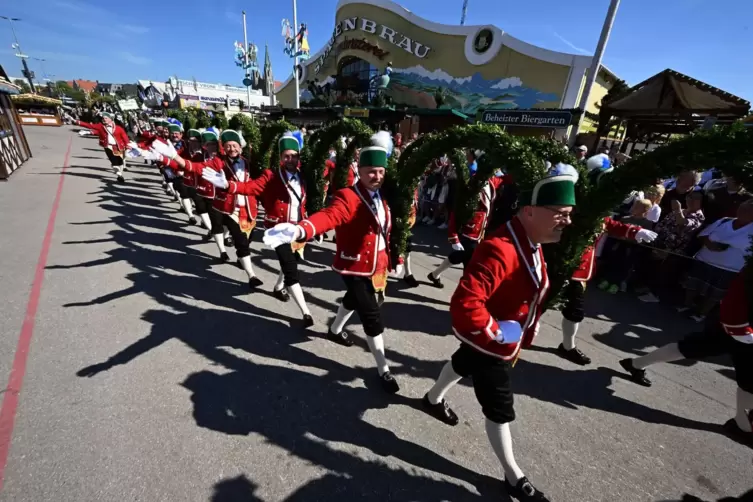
[473,29,493,54]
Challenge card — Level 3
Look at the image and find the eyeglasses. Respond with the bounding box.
[540,206,573,222]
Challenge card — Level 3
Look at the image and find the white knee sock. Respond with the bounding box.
[167,182,175,195]
[427,361,462,404]
[735,386,753,433]
[199,213,212,230]
[181,199,194,218]
[239,256,256,278]
[274,271,285,292]
[632,342,683,370]
[366,334,390,376]
[330,303,354,334]
[404,253,414,277]
[562,319,579,350]
[288,283,311,316]
[114,165,124,177]
[432,257,453,279]
[213,234,227,254]
[485,419,525,484]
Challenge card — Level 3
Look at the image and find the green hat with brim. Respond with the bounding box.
[519,175,577,207]
[100,112,114,120]
[220,129,246,148]
[187,129,201,139]
[201,130,219,144]
[358,146,388,168]
[155,120,168,128]
[168,124,183,133]
[279,136,301,154]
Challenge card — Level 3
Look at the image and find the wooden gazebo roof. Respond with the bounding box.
[604,69,750,135]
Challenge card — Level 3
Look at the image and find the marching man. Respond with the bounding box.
[620,267,753,446]
[263,132,401,393]
[73,112,130,183]
[428,158,506,288]
[421,165,579,502]
[201,131,314,327]
[177,128,208,227]
[152,129,263,289]
[555,155,658,365]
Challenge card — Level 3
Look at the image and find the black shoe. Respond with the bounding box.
[186,218,196,226]
[403,274,419,288]
[219,252,230,263]
[504,477,550,501]
[619,358,651,387]
[326,327,354,347]
[427,272,443,289]
[248,276,263,290]
[422,393,459,426]
[224,236,234,247]
[379,372,400,394]
[556,344,591,365]
[722,419,753,448]
[117,175,125,183]
[273,288,290,302]
[204,231,213,242]
[302,314,314,328]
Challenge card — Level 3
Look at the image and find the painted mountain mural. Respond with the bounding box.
[388,65,559,114]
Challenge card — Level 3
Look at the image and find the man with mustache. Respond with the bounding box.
[421,165,578,502]
[201,131,314,328]
[264,132,401,393]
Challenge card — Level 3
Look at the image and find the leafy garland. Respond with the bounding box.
[251,120,296,177]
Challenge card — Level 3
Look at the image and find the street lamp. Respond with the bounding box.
[0,15,36,93]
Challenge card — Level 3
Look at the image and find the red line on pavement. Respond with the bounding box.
[0,137,73,492]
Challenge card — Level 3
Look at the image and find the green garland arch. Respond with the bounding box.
[252,120,296,177]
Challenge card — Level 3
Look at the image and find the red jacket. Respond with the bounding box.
[179,149,204,187]
[448,176,505,244]
[451,217,549,361]
[173,155,257,218]
[227,168,307,228]
[720,268,753,343]
[571,217,640,282]
[298,183,392,277]
[76,120,129,152]
[137,130,157,149]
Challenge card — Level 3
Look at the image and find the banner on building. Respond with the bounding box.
[477,109,575,128]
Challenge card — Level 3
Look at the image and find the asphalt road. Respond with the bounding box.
[0,126,749,502]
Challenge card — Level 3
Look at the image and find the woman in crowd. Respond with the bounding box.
[679,199,753,322]
[637,191,705,303]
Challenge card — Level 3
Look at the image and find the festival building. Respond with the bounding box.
[275,0,620,136]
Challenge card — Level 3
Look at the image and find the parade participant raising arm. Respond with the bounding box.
[153,129,263,290]
[263,132,401,394]
[422,165,579,502]
[74,112,130,183]
[201,131,314,328]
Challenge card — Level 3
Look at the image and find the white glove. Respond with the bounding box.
[393,264,404,278]
[635,229,658,243]
[150,140,177,160]
[451,242,465,252]
[494,320,523,344]
[263,223,303,249]
[202,167,229,189]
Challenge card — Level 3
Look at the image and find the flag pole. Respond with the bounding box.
[242,10,252,113]
[292,0,300,109]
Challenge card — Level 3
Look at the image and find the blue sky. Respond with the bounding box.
[1,0,751,102]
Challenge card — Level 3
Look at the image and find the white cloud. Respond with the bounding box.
[119,51,151,65]
[491,77,523,90]
[394,65,471,84]
[553,32,590,55]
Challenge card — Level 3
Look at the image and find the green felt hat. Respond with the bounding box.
[279,135,301,154]
[155,120,168,128]
[201,129,219,144]
[187,129,201,139]
[100,112,113,120]
[167,124,183,133]
[220,129,245,147]
[358,146,388,168]
[519,174,577,207]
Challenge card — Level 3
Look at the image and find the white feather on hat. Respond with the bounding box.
[370,131,394,157]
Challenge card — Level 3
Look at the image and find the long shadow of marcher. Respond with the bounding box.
[211,475,265,502]
[78,305,501,499]
[513,359,721,435]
